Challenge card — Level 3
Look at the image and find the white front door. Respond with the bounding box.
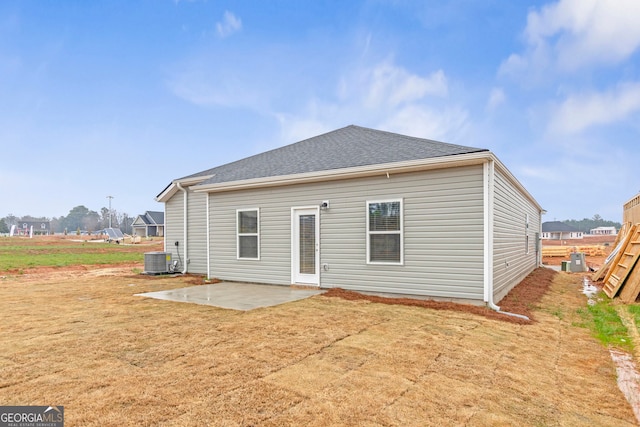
[292,207,319,285]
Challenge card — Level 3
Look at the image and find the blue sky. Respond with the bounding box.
[1,0,638,223]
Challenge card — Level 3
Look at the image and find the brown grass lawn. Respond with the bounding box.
[0,264,637,425]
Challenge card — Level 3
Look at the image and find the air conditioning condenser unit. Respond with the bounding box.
[144,252,172,275]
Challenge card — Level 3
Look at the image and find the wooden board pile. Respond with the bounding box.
[593,223,640,303]
[542,245,607,257]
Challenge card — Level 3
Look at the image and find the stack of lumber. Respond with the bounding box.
[593,223,640,303]
[542,247,572,257]
[542,245,606,258]
[577,245,607,256]
[592,223,630,281]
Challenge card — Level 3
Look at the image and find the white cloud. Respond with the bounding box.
[168,48,467,146]
[549,81,640,134]
[519,165,560,182]
[167,55,265,109]
[501,0,640,75]
[274,114,331,145]
[365,62,447,108]
[380,105,468,142]
[514,151,633,221]
[486,87,506,111]
[216,11,242,38]
[276,60,467,145]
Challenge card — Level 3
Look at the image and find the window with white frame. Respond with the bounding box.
[367,199,403,264]
[237,209,259,259]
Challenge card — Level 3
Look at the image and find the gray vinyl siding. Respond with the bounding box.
[492,167,541,302]
[164,188,208,274]
[164,190,183,266]
[207,165,485,300]
[186,191,208,273]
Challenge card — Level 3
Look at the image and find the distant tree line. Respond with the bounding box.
[1,209,621,237]
[561,214,622,233]
[0,205,135,235]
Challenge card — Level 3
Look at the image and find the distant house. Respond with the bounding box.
[13,220,51,236]
[132,211,164,237]
[541,221,583,240]
[589,226,617,236]
[156,125,543,305]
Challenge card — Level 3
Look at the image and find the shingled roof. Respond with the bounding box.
[542,221,579,233]
[181,125,488,186]
[145,211,164,225]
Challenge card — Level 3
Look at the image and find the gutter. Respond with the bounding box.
[156,174,215,203]
[483,159,530,321]
[176,182,188,274]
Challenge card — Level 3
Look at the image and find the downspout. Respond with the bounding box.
[206,192,210,279]
[483,159,530,321]
[176,182,188,274]
[539,211,544,267]
[484,160,499,312]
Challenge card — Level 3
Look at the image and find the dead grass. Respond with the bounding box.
[0,265,637,426]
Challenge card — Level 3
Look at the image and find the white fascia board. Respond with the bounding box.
[192,152,492,194]
[155,175,215,202]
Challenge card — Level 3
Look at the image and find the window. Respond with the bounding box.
[367,199,403,264]
[237,209,259,259]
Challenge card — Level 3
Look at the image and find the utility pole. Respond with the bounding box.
[107,195,114,228]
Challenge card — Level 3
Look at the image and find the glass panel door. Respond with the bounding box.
[299,214,316,274]
[292,208,319,285]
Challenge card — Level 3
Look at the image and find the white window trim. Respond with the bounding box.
[366,198,404,265]
[236,208,260,260]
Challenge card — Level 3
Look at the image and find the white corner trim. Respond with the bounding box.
[483,159,498,310]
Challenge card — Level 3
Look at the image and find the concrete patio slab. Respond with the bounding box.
[135,282,325,311]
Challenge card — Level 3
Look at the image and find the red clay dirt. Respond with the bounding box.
[323,267,556,325]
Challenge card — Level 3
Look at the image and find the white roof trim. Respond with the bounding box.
[156,175,215,203]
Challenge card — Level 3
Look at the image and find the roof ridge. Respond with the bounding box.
[174,125,488,186]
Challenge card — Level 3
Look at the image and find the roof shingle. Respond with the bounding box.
[182,125,488,186]
[542,221,579,233]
